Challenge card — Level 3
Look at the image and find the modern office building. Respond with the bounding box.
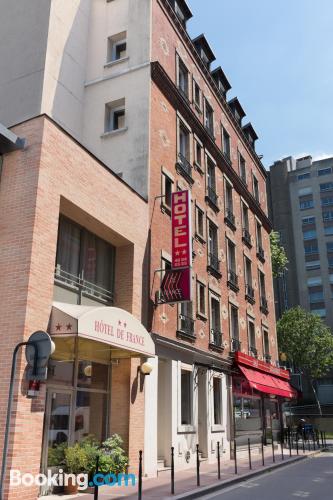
[267,155,333,404]
[0,1,296,498]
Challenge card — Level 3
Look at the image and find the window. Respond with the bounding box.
[107,32,127,62]
[312,308,326,318]
[213,377,222,425]
[242,203,249,231]
[298,187,313,196]
[244,256,252,287]
[208,221,219,266]
[307,277,322,286]
[306,260,320,270]
[304,242,319,255]
[248,319,256,354]
[318,167,332,176]
[259,271,266,297]
[323,211,333,222]
[321,197,333,207]
[55,217,115,302]
[252,174,260,202]
[239,153,246,183]
[256,221,263,250]
[179,301,194,335]
[298,172,311,181]
[210,294,222,347]
[204,99,214,136]
[303,229,317,240]
[225,180,233,213]
[104,99,125,132]
[196,280,206,317]
[195,204,205,240]
[299,198,314,210]
[161,254,172,283]
[230,304,239,340]
[263,330,270,357]
[302,216,315,225]
[194,138,203,169]
[309,290,324,303]
[178,121,191,162]
[329,257,333,269]
[227,239,236,273]
[193,79,202,111]
[206,157,218,207]
[181,369,193,425]
[327,242,333,252]
[324,226,333,236]
[320,182,333,192]
[222,127,230,160]
[161,171,173,210]
[178,58,189,99]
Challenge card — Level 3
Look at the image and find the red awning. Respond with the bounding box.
[238,364,297,399]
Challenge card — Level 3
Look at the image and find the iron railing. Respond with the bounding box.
[260,295,269,314]
[208,252,220,274]
[249,346,258,358]
[54,266,114,303]
[228,269,239,291]
[177,152,193,180]
[242,228,252,247]
[206,186,218,207]
[257,246,265,262]
[178,314,195,337]
[225,208,236,228]
[264,354,272,364]
[245,283,255,303]
[210,329,223,348]
[231,338,241,352]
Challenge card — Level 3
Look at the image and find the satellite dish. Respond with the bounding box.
[25,331,54,369]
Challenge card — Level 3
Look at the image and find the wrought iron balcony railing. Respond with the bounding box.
[177,314,195,339]
[225,208,236,229]
[249,346,258,358]
[207,252,221,277]
[176,152,193,182]
[264,354,272,364]
[260,295,269,314]
[257,246,265,262]
[242,228,252,247]
[210,329,223,350]
[245,283,255,304]
[230,337,241,353]
[206,185,219,209]
[227,269,239,292]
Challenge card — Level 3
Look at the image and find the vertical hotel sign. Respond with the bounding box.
[172,190,192,269]
[160,190,192,304]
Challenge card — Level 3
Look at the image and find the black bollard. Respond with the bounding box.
[196,444,200,486]
[312,431,316,451]
[316,429,320,448]
[296,436,299,455]
[308,433,311,452]
[217,441,221,480]
[94,455,99,500]
[234,440,238,474]
[289,433,292,457]
[261,435,265,466]
[321,431,324,448]
[272,435,275,463]
[281,436,284,461]
[248,438,252,470]
[138,450,143,500]
[171,446,175,495]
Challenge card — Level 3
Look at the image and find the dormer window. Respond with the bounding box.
[211,67,231,100]
[192,35,216,71]
[168,0,193,28]
[242,123,258,151]
[228,98,246,127]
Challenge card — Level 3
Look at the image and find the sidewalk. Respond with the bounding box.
[41,445,325,500]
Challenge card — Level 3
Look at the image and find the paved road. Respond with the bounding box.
[202,453,333,500]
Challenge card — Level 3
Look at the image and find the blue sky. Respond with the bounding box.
[187,0,333,168]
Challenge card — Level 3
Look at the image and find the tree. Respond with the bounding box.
[270,230,288,278]
[277,307,333,415]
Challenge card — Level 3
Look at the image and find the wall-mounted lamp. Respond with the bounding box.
[139,361,153,376]
[84,364,92,377]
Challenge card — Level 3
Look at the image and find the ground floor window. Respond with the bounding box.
[181,369,193,425]
[213,377,222,425]
[234,395,262,432]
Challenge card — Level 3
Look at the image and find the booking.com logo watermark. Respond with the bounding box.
[10,469,136,490]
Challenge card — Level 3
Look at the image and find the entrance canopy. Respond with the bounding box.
[238,365,297,399]
[50,302,155,357]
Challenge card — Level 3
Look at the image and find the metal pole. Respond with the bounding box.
[217,441,221,480]
[94,455,99,500]
[234,440,238,474]
[289,432,292,457]
[312,431,315,451]
[296,436,299,455]
[138,450,143,500]
[321,431,324,448]
[302,432,305,454]
[272,435,275,463]
[171,447,175,495]
[248,438,252,470]
[196,444,200,486]
[281,437,284,460]
[261,435,265,466]
[0,341,37,500]
[324,431,327,448]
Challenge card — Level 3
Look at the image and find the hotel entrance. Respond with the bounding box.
[41,302,155,493]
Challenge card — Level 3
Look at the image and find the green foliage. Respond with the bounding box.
[277,306,333,379]
[270,230,288,278]
[49,434,128,477]
[48,442,67,467]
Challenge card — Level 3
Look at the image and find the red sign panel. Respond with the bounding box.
[160,268,191,304]
[234,351,290,380]
[172,190,192,269]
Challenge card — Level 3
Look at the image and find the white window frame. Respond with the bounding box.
[210,372,224,432]
[107,31,127,63]
[161,167,174,213]
[192,77,202,112]
[104,99,126,134]
[176,52,190,99]
[177,363,195,433]
[204,98,215,136]
[196,278,207,319]
[209,290,221,339]
[195,202,206,242]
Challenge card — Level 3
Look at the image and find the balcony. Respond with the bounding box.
[177,314,195,341]
[260,295,269,314]
[249,346,258,358]
[230,337,241,353]
[264,354,272,364]
[257,246,265,262]
[227,269,239,292]
[176,152,194,184]
[205,186,219,211]
[242,228,252,248]
[209,329,223,352]
[224,208,236,230]
[207,252,222,279]
[245,283,255,304]
[54,266,114,304]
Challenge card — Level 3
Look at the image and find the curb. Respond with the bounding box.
[173,450,323,499]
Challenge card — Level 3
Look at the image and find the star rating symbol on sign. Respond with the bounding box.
[56,323,62,331]
[66,323,72,331]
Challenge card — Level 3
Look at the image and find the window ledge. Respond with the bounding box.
[196,312,207,321]
[104,56,129,69]
[195,232,206,244]
[211,425,225,433]
[101,127,128,138]
[177,425,196,434]
[161,203,171,216]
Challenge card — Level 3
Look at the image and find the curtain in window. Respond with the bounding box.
[56,218,81,277]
